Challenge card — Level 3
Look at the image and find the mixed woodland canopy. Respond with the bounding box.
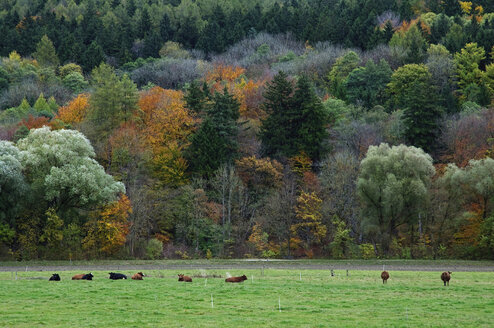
[1,0,494,260]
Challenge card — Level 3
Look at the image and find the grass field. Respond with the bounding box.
[0,267,493,327]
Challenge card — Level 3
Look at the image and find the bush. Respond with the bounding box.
[145,238,163,260]
[159,41,191,59]
[359,243,376,259]
[59,63,83,79]
[63,72,89,93]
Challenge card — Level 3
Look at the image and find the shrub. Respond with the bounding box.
[145,238,163,260]
[359,243,376,259]
[63,72,89,93]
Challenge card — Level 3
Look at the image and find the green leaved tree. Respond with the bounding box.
[387,64,443,152]
[357,143,435,256]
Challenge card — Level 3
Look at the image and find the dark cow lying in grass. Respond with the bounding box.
[72,273,93,280]
[381,271,390,284]
[49,274,60,281]
[132,272,145,280]
[225,275,247,283]
[109,272,127,280]
[441,271,452,286]
[178,274,192,282]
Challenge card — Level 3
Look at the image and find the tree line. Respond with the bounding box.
[1,0,494,71]
[0,0,494,260]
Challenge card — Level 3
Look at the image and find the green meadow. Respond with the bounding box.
[0,269,493,327]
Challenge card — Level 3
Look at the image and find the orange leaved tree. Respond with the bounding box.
[138,87,196,186]
[83,194,132,257]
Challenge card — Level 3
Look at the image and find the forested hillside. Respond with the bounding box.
[1,0,494,260]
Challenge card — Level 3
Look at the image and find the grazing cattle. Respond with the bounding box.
[72,273,93,280]
[109,272,127,280]
[441,271,452,286]
[381,271,390,284]
[49,273,60,281]
[225,275,247,283]
[178,274,192,282]
[132,272,145,280]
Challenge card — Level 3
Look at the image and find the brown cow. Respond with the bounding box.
[132,272,145,280]
[441,271,452,286]
[178,274,192,282]
[381,271,390,284]
[225,275,247,283]
[72,273,93,280]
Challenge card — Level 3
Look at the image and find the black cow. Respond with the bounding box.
[109,272,127,280]
[49,273,61,281]
[82,273,94,280]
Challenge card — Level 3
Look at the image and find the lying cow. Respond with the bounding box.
[225,275,247,283]
[49,273,60,281]
[178,274,192,282]
[72,273,93,280]
[109,272,127,280]
[132,272,145,280]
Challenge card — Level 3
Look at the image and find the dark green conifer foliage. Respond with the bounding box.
[259,71,295,159]
[388,64,443,152]
[186,88,240,177]
[260,72,328,160]
[82,41,105,72]
[160,13,172,41]
[292,75,328,160]
[137,8,151,39]
[143,30,162,58]
[184,80,209,114]
[431,14,452,44]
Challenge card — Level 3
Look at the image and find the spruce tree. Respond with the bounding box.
[186,88,240,177]
[33,35,59,67]
[259,72,328,160]
[259,71,295,158]
[292,75,328,160]
[184,80,209,114]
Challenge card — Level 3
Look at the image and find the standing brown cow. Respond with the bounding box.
[381,271,390,284]
[225,275,247,283]
[132,272,145,280]
[441,271,452,286]
[178,274,192,282]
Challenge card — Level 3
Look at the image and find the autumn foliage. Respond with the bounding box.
[56,93,90,124]
[19,115,50,130]
[83,194,132,256]
[206,64,267,119]
[138,87,196,185]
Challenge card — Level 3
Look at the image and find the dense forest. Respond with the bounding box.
[1,0,494,260]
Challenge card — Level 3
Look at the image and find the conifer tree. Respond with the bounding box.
[260,72,328,160]
[186,88,240,177]
[33,35,59,67]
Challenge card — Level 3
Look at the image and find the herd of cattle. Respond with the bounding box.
[48,272,249,283]
[48,271,453,285]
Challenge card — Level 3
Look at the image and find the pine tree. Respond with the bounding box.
[33,35,59,67]
[184,80,209,114]
[259,72,328,160]
[259,71,295,158]
[186,88,240,177]
[292,75,328,160]
[82,41,105,72]
[387,64,443,152]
